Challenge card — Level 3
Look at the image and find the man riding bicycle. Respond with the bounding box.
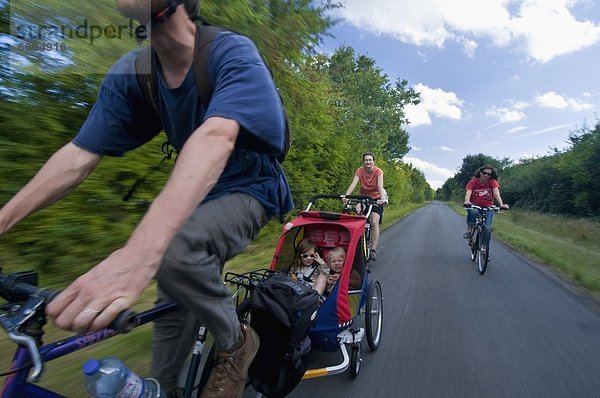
[0,1,293,397]
[463,164,509,239]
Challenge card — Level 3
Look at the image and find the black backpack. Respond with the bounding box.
[134,23,291,163]
[249,272,319,398]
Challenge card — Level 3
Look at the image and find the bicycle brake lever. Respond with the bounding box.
[0,294,46,382]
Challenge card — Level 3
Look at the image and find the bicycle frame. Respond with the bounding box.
[1,298,180,398]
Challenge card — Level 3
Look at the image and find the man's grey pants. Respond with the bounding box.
[151,193,268,392]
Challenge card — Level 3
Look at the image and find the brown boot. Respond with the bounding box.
[200,324,260,398]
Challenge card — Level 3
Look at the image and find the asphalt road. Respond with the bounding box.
[283,201,600,398]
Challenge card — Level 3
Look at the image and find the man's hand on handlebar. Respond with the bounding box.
[46,246,157,333]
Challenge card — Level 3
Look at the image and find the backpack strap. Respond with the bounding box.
[301,264,317,281]
[193,24,228,111]
[135,46,159,115]
[135,23,226,117]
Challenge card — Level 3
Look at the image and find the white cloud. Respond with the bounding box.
[411,145,422,151]
[522,123,574,137]
[504,125,529,135]
[337,0,600,62]
[458,36,478,57]
[535,91,594,111]
[486,106,526,123]
[404,103,433,126]
[512,0,600,62]
[440,146,454,152]
[405,83,463,126]
[403,157,454,189]
[512,101,530,110]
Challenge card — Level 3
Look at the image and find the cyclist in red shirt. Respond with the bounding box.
[463,164,509,238]
[345,152,386,261]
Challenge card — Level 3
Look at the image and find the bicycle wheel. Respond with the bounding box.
[470,228,479,262]
[477,227,489,275]
[364,224,372,262]
[194,299,252,397]
[195,343,216,398]
[366,280,383,351]
[350,343,362,379]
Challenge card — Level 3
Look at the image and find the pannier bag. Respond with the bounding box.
[249,272,319,397]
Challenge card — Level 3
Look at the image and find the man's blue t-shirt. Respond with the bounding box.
[73,31,293,217]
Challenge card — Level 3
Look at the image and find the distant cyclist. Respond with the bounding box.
[344,152,386,261]
[463,164,509,239]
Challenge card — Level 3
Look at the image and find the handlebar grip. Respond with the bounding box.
[42,290,138,334]
[36,287,137,334]
[107,309,139,334]
[39,289,59,302]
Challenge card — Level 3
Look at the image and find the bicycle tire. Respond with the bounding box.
[470,228,479,262]
[194,343,216,398]
[477,227,489,275]
[366,280,383,351]
[350,343,362,379]
[192,298,252,397]
[365,223,373,262]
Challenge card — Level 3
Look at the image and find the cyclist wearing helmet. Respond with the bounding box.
[0,1,292,397]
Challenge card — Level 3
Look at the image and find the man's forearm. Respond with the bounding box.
[0,143,100,234]
[125,118,238,263]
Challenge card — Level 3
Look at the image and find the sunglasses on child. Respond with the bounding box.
[300,254,314,259]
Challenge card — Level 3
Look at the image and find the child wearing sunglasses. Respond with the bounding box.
[289,239,329,295]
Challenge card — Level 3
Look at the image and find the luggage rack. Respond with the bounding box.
[224,269,277,306]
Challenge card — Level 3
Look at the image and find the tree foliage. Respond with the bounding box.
[502,123,600,216]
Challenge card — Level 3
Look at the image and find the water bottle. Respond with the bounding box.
[83,357,166,398]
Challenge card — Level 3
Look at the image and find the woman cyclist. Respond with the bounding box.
[463,164,509,239]
[344,152,386,261]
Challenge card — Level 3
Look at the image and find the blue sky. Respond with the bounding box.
[319,0,600,188]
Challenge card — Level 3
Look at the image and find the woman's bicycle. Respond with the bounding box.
[464,204,501,275]
[0,267,256,398]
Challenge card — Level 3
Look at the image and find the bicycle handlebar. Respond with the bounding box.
[0,270,138,381]
[0,270,138,332]
[305,194,376,216]
[307,194,376,204]
[0,270,57,302]
[463,204,503,211]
